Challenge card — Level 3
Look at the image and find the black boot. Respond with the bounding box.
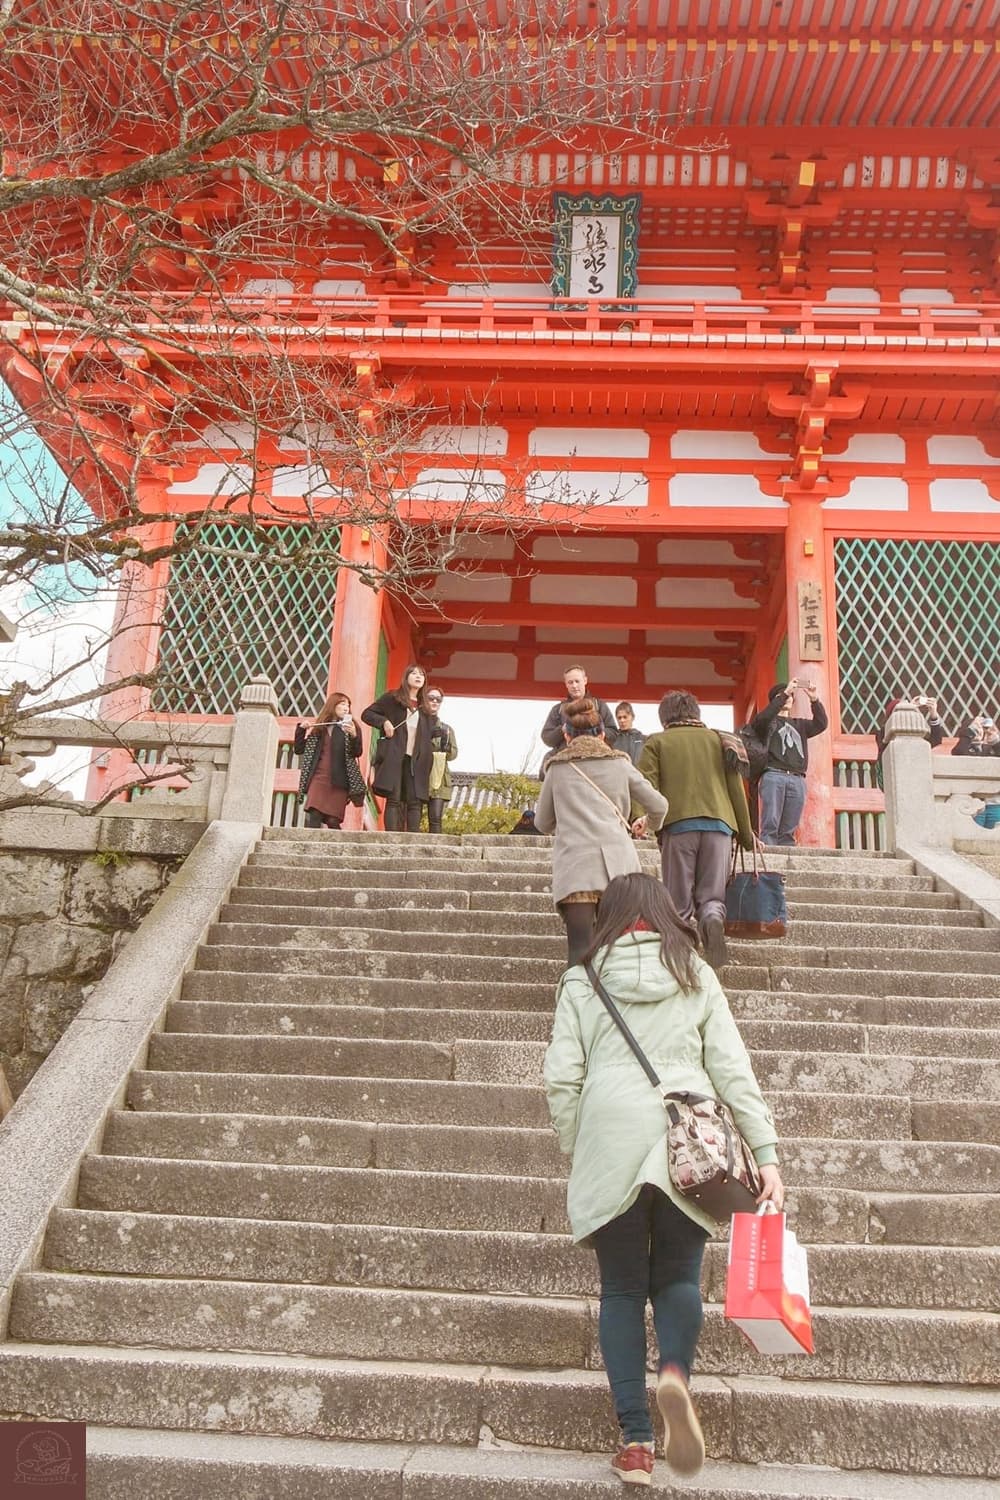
[700,916,729,972]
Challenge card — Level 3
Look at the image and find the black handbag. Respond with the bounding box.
[724,847,787,939]
[345,748,367,807]
[584,961,763,1223]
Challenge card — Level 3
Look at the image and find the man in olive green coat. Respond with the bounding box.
[638,690,753,970]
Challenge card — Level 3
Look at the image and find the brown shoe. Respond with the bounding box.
[610,1442,654,1486]
[656,1366,705,1476]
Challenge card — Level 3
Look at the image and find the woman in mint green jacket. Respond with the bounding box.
[543,873,783,1488]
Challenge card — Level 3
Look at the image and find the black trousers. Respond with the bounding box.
[427,797,445,834]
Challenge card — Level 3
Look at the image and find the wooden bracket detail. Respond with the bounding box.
[767,364,868,492]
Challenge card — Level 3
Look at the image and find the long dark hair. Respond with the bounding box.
[394,664,426,706]
[582,873,700,991]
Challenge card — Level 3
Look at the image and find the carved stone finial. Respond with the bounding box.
[884,699,933,744]
[238,677,279,714]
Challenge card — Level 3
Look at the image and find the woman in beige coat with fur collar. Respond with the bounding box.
[534,697,669,965]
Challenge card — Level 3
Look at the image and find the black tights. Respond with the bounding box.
[427,797,445,834]
[557,900,598,968]
[304,811,342,830]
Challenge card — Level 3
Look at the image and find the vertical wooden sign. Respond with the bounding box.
[797,580,825,661]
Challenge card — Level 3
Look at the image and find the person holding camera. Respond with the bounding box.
[952,713,1000,757]
[294,691,365,829]
[749,679,828,847]
[875,696,945,761]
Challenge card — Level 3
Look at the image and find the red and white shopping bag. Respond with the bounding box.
[724,1206,814,1355]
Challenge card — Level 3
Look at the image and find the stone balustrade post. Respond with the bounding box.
[882,699,937,852]
[218,676,279,824]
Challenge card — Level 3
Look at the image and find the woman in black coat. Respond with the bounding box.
[294,691,365,829]
[361,664,434,831]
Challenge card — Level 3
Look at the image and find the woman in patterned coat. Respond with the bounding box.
[294,691,365,829]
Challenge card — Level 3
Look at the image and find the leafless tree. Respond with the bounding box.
[0,1,690,802]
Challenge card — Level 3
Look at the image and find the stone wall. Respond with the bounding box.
[0,814,205,1099]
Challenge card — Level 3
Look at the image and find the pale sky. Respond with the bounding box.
[441,694,734,778]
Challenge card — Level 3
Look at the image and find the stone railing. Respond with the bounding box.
[2,676,280,829]
[882,700,1000,927]
[882,701,1000,851]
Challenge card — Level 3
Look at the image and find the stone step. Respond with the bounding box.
[778,883,957,909]
[125,1066,1000,1147]
[205,917,1000,955]
[147,1031,458,1080]
[145,1032,1000,1098]
[98,1111,1000,1192]
[239,862,934,895]
[262,834,911,870]
[74,1155,1000,1245]
[180,968,566,1012]
[219,897,982,931]
[44,1209,1000,1312]
[77,1427,1000,1500]
[453,1039,1000,1101]
[769,965,1000,999]
[193,939,1000,984]
[163,1000,1000,1064]
[251,838,918,874]
[233,877,951,919]
[0,1345,996,1478]
[9,1273,589,1371]
[466,886,969,919]
[122,1068,911,1138]
[731,989,1000,1032]
[11,1271,1000,1387]
[178,969,1000,1033]
[80,1427,1000,1500]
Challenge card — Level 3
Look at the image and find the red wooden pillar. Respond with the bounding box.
[784,495,836,847]
[325,525,389,829]
[327,525,386,715]
[86,520,174,801]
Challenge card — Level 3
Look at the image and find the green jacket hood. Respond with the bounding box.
[577,930,694,1004]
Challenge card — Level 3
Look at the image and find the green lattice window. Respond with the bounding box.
[152,521,339,717]
[835,537,1000,735]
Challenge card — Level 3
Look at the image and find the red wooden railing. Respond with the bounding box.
[131,293,1000,348]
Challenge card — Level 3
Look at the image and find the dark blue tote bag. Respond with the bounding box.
[725,849,787,939]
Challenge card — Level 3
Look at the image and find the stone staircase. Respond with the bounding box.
[1,830,998,1498]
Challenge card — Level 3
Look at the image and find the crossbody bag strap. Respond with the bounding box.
[584,962,732,1137]
[566,761,632,833]
[584,959,662,1090]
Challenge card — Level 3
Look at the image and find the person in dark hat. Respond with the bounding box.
[509,809,542,835]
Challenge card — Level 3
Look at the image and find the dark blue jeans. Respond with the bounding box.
[591,1185,708,1444]
[759,769,806,845]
